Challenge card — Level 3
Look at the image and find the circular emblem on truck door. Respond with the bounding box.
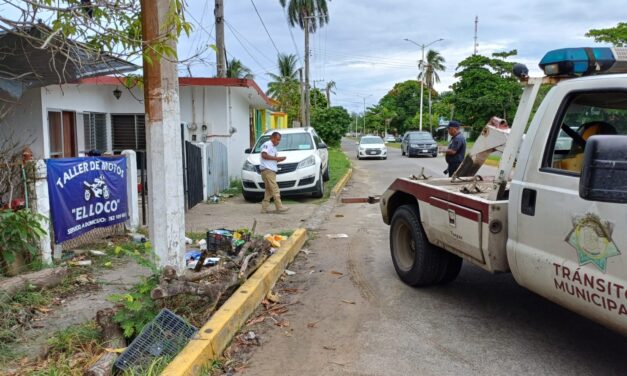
[566,213,620,273]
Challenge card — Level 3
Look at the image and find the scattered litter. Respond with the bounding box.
[327,234,349,239]
[184,236,193,245]
[75,274,94,285]
[69,260,92,266]
[244,331,257,342]
[185,250,219,269]
[246,316,266,326]
[330,270,344,276]
[219,193,234,198]
[197,239,207,251]
[341,300,356,305]
[130,233,147,243]
[335,214,344,218]
[104,261,112,267]
[89,250,106,256]
[323,346,336,351]
[209,195,220,203]
[264,234,287,248]
[307,319,322,328]
[266,291,280,303]
[275,319,289,328]
[284,270,296,276]
[269,247,277,254]
[302,249,312,255]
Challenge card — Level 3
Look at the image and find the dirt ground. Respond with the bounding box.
[185,195,320,235]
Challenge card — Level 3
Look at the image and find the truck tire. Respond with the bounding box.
[389,204,453,286]
[323,164,330,181]
[438,254,462,284]
[312,171,324,198]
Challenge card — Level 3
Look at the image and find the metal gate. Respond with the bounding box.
[184,141,203,209]
[206,140,229,197]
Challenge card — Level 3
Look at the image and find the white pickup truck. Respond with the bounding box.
[380,47,627,335]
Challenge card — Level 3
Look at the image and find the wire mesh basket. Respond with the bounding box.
[113,308,197,373]
[206,228,234,253]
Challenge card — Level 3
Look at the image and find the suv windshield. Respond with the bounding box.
[408,133,433,141]
[253,133,314,153]
[360,137,383,144]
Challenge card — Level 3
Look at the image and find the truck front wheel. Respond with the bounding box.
[390,204,461,286]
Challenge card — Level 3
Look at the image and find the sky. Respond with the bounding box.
[177,0,626,114]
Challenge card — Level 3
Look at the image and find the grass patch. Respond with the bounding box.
[47,321,101,354]
[324,147,351,199]
[386,142,401,149]
[222,178,243,196]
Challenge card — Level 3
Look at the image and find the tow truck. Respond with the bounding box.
[380,47,627,334]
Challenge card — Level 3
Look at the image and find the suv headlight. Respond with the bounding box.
[410,143,419,148]
[243,161,256,172]
[297,155,316,169]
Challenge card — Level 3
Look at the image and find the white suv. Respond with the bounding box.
[241,128,329,201]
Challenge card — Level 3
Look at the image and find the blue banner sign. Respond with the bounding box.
[47,157,128,244]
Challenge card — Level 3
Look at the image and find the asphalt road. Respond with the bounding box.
[241,139,627,376]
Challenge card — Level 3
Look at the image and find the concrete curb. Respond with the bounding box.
[331,168,353,198]
[161,229,308,376]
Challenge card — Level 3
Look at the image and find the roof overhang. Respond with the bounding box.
[0,24,138,101]
[79,76,276,109]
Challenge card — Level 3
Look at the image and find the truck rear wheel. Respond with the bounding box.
[390,204,460,286]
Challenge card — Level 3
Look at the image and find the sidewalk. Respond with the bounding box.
[185,196,319,235]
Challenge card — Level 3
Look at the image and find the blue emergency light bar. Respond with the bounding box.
[539,47,627,77]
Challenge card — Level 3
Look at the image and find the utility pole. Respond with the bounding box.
[140,0,185,270]
[299,68,305,127]
[303,17,310,127]
[404,38,443,132]
[215,0,226,77]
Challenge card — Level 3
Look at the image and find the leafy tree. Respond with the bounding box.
[267,53,300,114]
[379,80,422,134]
[279,0,329,126]
[311,106,352,147]
[418,49,445,133]
[450,50,522,138]
[310,87,328,110]
[227,58,254,79]
[586,22,627,47]
[325,81,336,107]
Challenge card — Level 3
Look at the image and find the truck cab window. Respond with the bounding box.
[546,91,627,174]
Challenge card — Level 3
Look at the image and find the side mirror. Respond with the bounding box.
[580,135,627,204]
[244,148,251,154]
[318,142,328,149]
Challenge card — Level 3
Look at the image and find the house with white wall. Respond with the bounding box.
[0,76,275,181]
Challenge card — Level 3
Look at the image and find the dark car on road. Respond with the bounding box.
[401,131,438,157]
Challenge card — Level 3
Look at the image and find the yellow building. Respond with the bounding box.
[253,109,289,140]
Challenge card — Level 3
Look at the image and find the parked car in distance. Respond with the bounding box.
[554,126,579,151]
[241,127,329,202]
[401,131,438,157]
[384,134,396,143]
[357,135,387,160]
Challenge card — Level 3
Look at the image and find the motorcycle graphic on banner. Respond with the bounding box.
[46,156,128,244]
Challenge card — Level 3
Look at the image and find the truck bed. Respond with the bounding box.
[383,176,511,273]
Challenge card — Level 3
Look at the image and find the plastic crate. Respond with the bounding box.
[113,309,197,373]
[206,228,233,253]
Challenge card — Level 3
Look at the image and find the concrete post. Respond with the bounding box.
[122,150,139,231]
[34,160,53,264]
[199,143,209,202]
[140,0,186,271]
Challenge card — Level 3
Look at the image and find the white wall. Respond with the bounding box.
[227,88,252,180]
[0,88,44,158]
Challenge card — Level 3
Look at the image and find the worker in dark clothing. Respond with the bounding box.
[444,121,466,177]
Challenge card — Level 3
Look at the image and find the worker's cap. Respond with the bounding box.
[447,120,461,128]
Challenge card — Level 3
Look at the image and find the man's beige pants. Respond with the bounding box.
[261,169,283,211]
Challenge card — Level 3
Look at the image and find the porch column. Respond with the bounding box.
[34,160,53,264]
[122,150,139,231]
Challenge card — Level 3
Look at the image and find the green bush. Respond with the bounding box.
[311,106,352,147]
[0,208,47,263]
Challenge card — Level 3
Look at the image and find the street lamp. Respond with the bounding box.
[404,37,443,132]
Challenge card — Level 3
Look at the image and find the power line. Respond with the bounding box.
[225,20,275,65]
[283,6,302,66]
[250,0,281,55]
[225,21,273,75]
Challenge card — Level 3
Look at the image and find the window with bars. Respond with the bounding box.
[83,112,107,152]
[111,114,146,152]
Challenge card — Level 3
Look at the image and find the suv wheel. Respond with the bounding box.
[322,164,330,181]
[312,170,324,198]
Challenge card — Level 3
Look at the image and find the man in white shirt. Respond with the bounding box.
[260,132,289,213]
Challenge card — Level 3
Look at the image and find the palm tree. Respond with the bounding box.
[418,49,445,133]
[267,53,300,113]
[226,58,254,79]
[279,0,329,126]
[324,80,336,107]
